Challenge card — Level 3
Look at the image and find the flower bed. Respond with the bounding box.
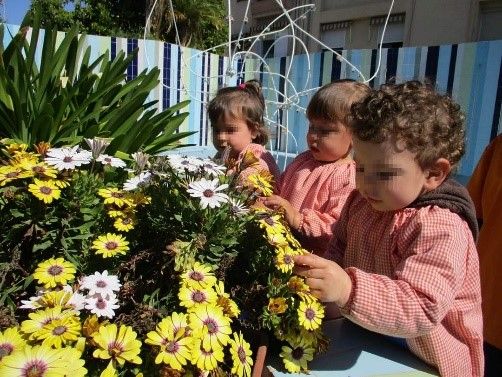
[0,140,327,376]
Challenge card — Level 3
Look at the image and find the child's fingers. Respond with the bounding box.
[293,253,327,268]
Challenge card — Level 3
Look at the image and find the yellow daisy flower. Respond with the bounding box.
[145,316,193,369]
[178,285,217,309]
[228,332,253,377]
[280,339,315,373]
[21,160,58,179]
[107,209,126,218]
[275,247,297,273]
[5,142,28,155]
[0,344,87,376]
[33,258,76,288]
[298,300,325,331]
[247,173,274,196]
[82,315,109,339]
[267,232,288,247]
[20,307,72,340]
[92,323,142,365]
[0,327,26,360]
[268,297,288,315]
[53,179,70,188]
[259,213,287,235]
[182,262,217,290]
[28,178,61,203]
[0,165,32,186]
[287,276,312,301]
[113,216,136,232]
[189,305,232,349]
[98,187,131,207]
[283,327,324,348]
[216,295,241,318]
[36,316,81,348]
[191,338,224,372]
[91,233,130,258]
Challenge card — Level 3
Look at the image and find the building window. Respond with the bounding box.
[478,1,502,41]
[262,39,275,57]
[371,13,405,48]
[320,21,351,49]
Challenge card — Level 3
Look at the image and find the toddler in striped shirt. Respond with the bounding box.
[294,81,484,376]
[263,80,370,255]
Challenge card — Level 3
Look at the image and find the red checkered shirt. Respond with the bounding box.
[326,191,484,377]
[277,151,355,255]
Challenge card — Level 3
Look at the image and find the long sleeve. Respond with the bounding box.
[279,151,355,255]
[336,197,483,376]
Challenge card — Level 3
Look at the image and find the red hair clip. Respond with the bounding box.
[238,83,246,90]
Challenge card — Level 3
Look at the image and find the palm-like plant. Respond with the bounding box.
[0,9,194,155]
[148,0,227,49]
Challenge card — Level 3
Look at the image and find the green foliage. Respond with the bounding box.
[0,10,194,155]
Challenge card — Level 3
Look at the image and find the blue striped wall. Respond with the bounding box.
[2,24,501,177]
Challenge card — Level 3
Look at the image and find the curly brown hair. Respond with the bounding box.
[350,80,465,170]
[306,79,371,125]
[208,79,269,145]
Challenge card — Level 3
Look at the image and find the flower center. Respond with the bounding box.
[48,265,63,276]
[204,319,218,334]
[33,166,46,174]
[23,361,48,377]
[6,172,19,178]
[96,280,107,288]
[292,347,305,360]
[108,341,124,357]
[122,218,131,225]
[0,343,14,358]
[238,346,247,363]
[40,186,52,195]
[189,271,204,281]
[192,291,206,303]
[305,308,316,320]
[265,217,275,226]
[52,325,67,336]
[104,158,112,163]
[105,241,118,250]
[166,341,179,353]
[96,299,107,309]
[203,189,214,198]
[284,255,293,264]
[111,192,123,198]
[63,156,73,163]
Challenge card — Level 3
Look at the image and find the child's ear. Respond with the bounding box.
[250,122,259,140]
[423,158,451,190]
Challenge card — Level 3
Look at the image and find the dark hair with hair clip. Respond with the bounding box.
[350,80,465,170]
[306,79,371,126]
[208,79,269,145]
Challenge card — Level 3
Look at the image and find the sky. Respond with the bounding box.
[3,0,31,25]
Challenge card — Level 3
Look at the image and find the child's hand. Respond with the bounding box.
[263,195,302,229]
[293,253,352,307]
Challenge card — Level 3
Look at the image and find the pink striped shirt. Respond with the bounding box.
[277,151,356,255]
[224,143,281,186]
[326,191,484,376]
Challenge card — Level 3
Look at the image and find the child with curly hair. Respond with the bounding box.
[264,80,370,255]
[208,80,280,185]
[294,81,483,376]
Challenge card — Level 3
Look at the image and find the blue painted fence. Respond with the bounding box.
[2,24,501,179]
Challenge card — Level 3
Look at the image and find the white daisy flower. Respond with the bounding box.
[228,198,249,216]
[168,155,202,173]
[45,146,92,170]
[84,293,119,319]
[123,171,152,191]
[84,137,111,159]
[187,178,229,209]
[80,270,121,297]
[131,151,150,171]
[200,159,226,177]
[67,291,86,313]
[96,154,127,168]
[20,295,41,309]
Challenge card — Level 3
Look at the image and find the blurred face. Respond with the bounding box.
[353,137,428,212]
[213,113,257,156]
[307,118,352,162]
